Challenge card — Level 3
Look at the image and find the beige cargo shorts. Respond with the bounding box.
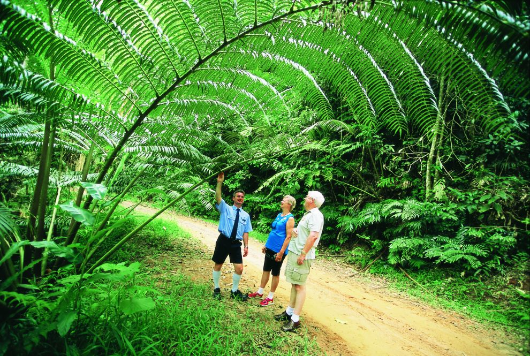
[285,252,312,285]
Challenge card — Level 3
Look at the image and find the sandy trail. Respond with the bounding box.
[127,203,521,356]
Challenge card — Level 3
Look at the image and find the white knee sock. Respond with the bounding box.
[232,273,241,292]
[286,306,294,316]
[213,270,221,289]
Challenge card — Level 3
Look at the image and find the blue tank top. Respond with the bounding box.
[265,212,294,254]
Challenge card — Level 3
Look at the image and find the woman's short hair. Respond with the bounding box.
[283,195,296,211]
[307,191,325,208]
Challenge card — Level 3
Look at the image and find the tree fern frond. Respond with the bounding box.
[213,48,333,120]
[156,97,248,128]
[186,67,290,116]
[0,161,38,178]
[0,202,21,242]
[146,0,208,63]
[404,1,529,97]
[370,2,514,134]
[255,168,296,193]
[380,199,403,219]
[173,80,268,118]
[1,2,140,113]
[50,0,160,97]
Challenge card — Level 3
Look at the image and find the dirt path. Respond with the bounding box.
[127,203,521,356]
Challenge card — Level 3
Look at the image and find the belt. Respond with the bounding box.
[219,233,240,244]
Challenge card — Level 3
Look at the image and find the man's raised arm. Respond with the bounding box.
[215,172,224,204]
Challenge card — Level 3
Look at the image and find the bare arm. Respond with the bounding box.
[243,232,249,257]
[297,231,320,264]
[276,217,294,260]
[215,172,224,204]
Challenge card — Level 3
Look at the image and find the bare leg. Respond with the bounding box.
[271,275,280,292]
[293,284,306,315]
[260,271,270,288]
[233,263,243,275]
[214,263,223,271]
[288,284,297,308]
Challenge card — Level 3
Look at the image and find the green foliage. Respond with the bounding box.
[79,182,107,200]
[2,211,323,355]
[59,201,95,226]
[336,196,528,276]
[0,1,529,352]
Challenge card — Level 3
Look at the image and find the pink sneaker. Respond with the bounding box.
[247,292,263,298]
[260,297,274,307]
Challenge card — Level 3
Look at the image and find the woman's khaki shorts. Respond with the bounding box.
[285,252,312,285]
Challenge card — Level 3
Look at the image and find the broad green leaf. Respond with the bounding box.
[497,191,508,200]
[478,205,490,213]
[31,241,82,264]
[488,196,500,204]
[0,240,30,266]
[57,310,77,337]
[56,274,83,286]
[119,297,155,315]
[479,194,492,202]
[59,201,95,226]
[30,241,58,249]
[80,182,107,200]
[493,203,502,214]
[96,262,140,275]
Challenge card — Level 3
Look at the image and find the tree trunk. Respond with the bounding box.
[63,142,94,248]
[31,3,57,272]
[425,74,445,200]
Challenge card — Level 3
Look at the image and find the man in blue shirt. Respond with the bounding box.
[212,172,252,301]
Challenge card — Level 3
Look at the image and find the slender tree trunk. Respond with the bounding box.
[35,120,56,242]
[31,3,57,272]
[63,143,94,248]
[40,186,62,276]
[425,75,445,200]
[433,118,446,186]
[53,143,94,270]
[26,118,50,241]
[32,116,56,269]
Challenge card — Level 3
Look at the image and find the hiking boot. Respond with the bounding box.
[274,311,291,321]
[247,291,263,299]
[213,288,221,300]
[282,319,301,332]
[230,289,248,301]
[259,297,274,307]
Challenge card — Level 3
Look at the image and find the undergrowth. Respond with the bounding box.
[342,247,530,355]
[102,212,323,355]
[1,211,322,356]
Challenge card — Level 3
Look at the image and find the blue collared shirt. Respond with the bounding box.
[215,199,252,240]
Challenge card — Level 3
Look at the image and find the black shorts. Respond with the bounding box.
[212,234,243,264]
[263,248,287,276]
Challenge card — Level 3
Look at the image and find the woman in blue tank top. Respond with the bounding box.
[248,195,296,306]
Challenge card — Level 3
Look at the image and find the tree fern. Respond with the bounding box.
[1,0,528,271]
